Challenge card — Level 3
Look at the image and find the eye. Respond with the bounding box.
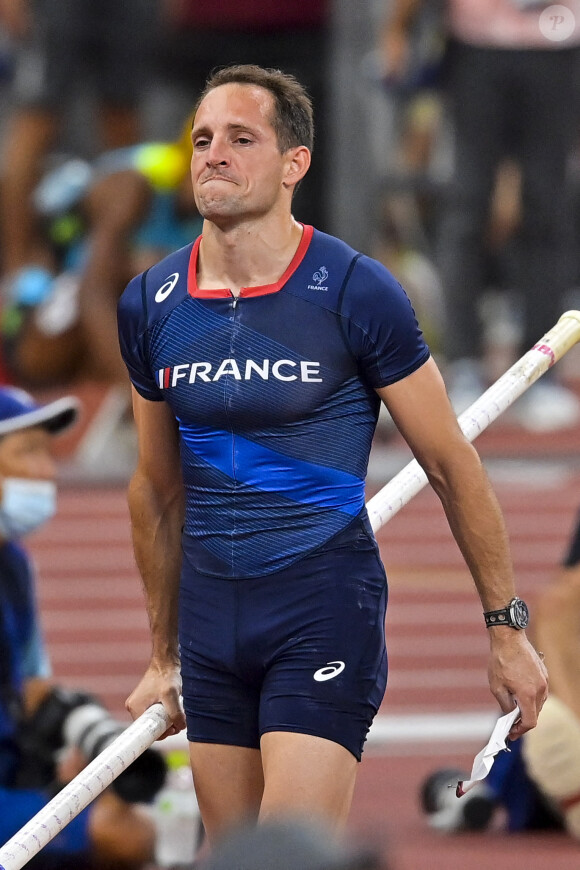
[235,136,253,145]
[194,137,210,149]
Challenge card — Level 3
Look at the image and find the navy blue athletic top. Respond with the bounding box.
[118,225,430,578]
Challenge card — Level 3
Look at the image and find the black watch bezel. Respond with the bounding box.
[484,597,529,630]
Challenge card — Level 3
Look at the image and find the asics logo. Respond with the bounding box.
[155,272,179,302]
[313,661,345,682]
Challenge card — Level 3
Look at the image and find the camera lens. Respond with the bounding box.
[63,703,167,803]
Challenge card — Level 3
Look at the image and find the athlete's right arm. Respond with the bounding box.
[125,387,186,736]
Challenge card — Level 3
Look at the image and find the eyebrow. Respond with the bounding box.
[192,122,260,139]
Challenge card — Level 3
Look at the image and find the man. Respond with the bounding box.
[117,64,547,844]
[380,0,580,428]
[0,386,158,868]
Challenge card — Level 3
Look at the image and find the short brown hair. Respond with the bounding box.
[195,64,314,154]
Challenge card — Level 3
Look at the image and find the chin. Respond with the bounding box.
[198,198,245,223]
[199,192,233,211]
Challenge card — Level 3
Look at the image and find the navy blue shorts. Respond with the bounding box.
[179,513,388,761]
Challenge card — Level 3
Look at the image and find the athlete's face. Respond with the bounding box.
[191,83,307,225]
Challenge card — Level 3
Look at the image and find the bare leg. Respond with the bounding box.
[99,104,141,150]
[78,169,151,387]
[0,109,59,273]
[533,564,580,722]
[260,732,357,831]
[189,743,264,845]
[189,733,357,847]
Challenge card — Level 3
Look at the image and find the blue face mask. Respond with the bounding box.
[0,477,57,539]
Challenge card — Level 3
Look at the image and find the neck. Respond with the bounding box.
[197,213,304,296]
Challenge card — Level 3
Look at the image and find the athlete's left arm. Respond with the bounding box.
[377,357,548,738]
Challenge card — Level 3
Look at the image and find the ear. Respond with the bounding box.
[282,146,311,191]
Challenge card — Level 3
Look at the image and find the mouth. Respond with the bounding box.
[201,175,235,185]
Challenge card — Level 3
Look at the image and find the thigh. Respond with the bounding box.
[517,49,579,176]
[260,731,357,830]
[445,43,506,200]
[188,743,264,845]
[179,574,262,749]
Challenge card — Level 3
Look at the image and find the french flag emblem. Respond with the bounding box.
[157,368,171,389]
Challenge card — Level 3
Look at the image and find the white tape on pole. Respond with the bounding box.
[0,703,170,870]
[367,310,580,533]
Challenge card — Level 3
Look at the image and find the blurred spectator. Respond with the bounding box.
[0,129,199,471]
[421,508,580,840]
[0,131,198,388]
[197,818,388,870]
[0,385,164,868]
[0,0,160,278]
[524,507,580,839]
[153,0,331,231]
[380,0,580,430]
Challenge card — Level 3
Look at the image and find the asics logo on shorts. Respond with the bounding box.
[313,661,345,681]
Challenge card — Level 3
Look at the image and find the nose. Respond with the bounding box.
[206,136,229,167]
[35,451,57,480]
[30,446,57,482]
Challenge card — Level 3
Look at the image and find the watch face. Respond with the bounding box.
[510,598,529,629]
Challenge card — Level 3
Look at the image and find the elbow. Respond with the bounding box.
[420,438,484,499]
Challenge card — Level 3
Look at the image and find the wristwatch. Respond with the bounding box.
[484,597,529,630]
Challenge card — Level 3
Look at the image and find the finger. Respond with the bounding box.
[125,694,141,719]
[158,725,179,741]
[508,722,524,740]
[513,695,541,737]
[157,695,186,734]
[159,690,185,721]
[493,687,516,716]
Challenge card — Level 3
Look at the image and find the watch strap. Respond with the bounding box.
[484,607,513,628]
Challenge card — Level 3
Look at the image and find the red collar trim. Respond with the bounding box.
[187,224,313,299]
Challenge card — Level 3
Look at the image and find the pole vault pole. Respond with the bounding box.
[0,703,171,870]
[367,309,580,532]
[2,310,580,870]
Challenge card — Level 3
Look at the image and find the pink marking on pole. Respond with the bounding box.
[532,343,556,366]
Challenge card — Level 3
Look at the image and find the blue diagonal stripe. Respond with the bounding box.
[179,424,364,516]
